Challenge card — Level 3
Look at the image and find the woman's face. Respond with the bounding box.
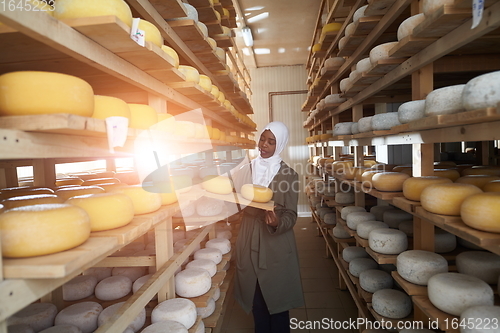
[258,130,276,159]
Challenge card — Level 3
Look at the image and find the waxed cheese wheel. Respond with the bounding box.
[39,325,82,333]
[128,104,158,129]
[240,184,273,203]
[398,100,426,124]
[138,19,163,47]
[372,113,402,131]
[369,229,408,254]
[198,74,212,92]
[0,71,94,117]
[97,301,145,332]
[425,85,466,116]
[462,166,500,176]
[340,206,366,220]
[461,192,500,233]
[63,275,98,301]
[402,176,452,201]
[349,257,378,277]
[332,225,352,239]
[372,289,412,319]
[372,172,410,192]
[8,303,57,332]
[151,298,197,329]
[356,221,389,239]
[1,194,64,210]
[460,305,500,333]
[397,250,448,285]
[359,269,393,293]
[54,0,133,26]
[382,209,412,228]
[92,95,131,121]
[110,185,162,215]
[456,251,500,284]
[463,71,500,110]
[342,246,369,262]
[428,273,494,316]
[178,65,200,84]
[142,321,188,333]
[421,183,483,216]
[456,175,500,190]
[0,187,54,201]
[0,204,90,258]
[484,180,500,192]
[433,168,461,181]
[161,45,180,68]
[95,276,132,301]
[369,42,399,65]
[358,116,373,132]
[54,302,103,333]
[175,267,211,298]
[55,186,105,201]
[346,212,376,230]
[397,14,425,41]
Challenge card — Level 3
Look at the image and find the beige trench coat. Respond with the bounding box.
[233,161,304,314]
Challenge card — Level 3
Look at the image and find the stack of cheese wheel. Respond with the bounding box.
[397,250,448,285]
[461,192,500,232]
[371,172,410,192]
[421,183,482,215]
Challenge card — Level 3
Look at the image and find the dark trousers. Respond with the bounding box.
[252,281,290,333]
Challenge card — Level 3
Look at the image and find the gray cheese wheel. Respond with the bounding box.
[342,246,369,262]
[95,276,132,301]
[460,305,500,333]
[372,289,412,319]
[371,113,402,131]
[398,100,426,124]
[332,225,352,239]
[456,251,500,284]
[341,205,366,220]
[349,257,378,277]
[97,301,146,332]
[358,116,373,132]
[54,302,103,333]
[463,70,500,110]
[62,275,97,301]
[8,303,57,333]
[424,85,466,116]
[434,228,456,253]
[324,213,337,225]
[383,209,412,228]
[398,220,414,237]
[428,273,494,316]
[369,229,408,255]
[397,14,426,41]
[346,212,376,230]
[335,191,355,204]
[333,122,354,135]
[357,221,389,239]
[359,269,393,293]
[397,250,448,286]
[370,206,396,221]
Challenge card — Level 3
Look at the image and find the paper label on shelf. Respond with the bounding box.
[105,116,129,153]
[472,0,484,29]
[130,17,145,47]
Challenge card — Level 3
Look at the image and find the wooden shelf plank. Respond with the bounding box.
[413,5,472,39]
[392,196,421,214]
[364,0,398,16]
[391,271,427,296]
[366,57,408,75]
[354,233,369,248]
[413,295,458,331]
[389,35,437,58]
[368,304,415,329]
[149,0,187,20]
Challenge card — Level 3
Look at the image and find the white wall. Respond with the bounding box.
[249,65,311,216]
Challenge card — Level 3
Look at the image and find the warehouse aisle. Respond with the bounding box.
[220,217,358,333]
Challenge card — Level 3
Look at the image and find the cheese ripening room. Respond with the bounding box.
[1,0,500,332]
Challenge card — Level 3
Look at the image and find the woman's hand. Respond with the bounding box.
[265,208,279,228]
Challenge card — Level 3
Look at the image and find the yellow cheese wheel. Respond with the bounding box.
[0,71,94,117]
[0,187,54,201]
[1,194,64,210]
[372,172,411,192]
[361,170,383,185]
[53,0,133,27]
[331,161,354,173]
[207,37,217,50]
[56,177,84,187]
[462,166,500,176]
[353,166,370,182]
[219,131,226,142]
[56,185,105,201]
[434,168,461,181]
[171,175,193,194]
[0,204,91,258]
[150,181,178,206]
[322,22,342,34]
[211,128,221,140]
[205,125,213,139]
[82,178,121,186]
[402,176,453,202]
[434,161,457,168]
[178,65,200,84]
[128,104,158,129]
[110,185,162,215]
[217,91,226,104]
[138,19,163,47]
[155,113,175,132]
[202,175,233,195]
[483,180,500,192]
[455,175,500,190]
[92,95,131,120]
[420,183,483,216]
[194,123,207,139]
[461,192,500,233]
[210,85,220,99]
[222,8,230,17]
[160,45,180,68]
[199,75,212,92]
[215,47,226,62]
[97,183,128,193]
[67,193,134,231]
[174,121,196,138]
[223,100,232,111]
[363,160,378,167]
[240,184,273,203]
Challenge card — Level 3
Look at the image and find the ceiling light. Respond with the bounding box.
[241,26,254,47]
[247,12,269,23]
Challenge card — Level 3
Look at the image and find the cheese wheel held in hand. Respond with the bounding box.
[240,184,273,203]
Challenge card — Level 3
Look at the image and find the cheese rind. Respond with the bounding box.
[402,176,452,201]
[372,289,412,319]
[151,298,197,329]
[94,276,132,301]
[1,194,63,210]
[63,275,98,301]
[372,172,410,192]
[92,95,130,120]
[346,212,376,230]
[421,183,483,216]
[240,184,273,203]
[175,268,212,298]
[54,0,133,26]
[425,85,466,116]
[356,221,389,239]
[398,100,426,124]
[8,303,58,332]
[359,269,393,293]
[369,229,408,255]
[397,14,425,41]
[463,71,500,110]
[461,192,500,233]
[456,251,500,284]
[397,250,448,285]
[349,257,378,277]
[54,301,103,333]
[205,238,231,254]
[128,104,158,129]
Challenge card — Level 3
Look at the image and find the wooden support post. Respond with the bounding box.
[0,167,18,189]
[106,158,116,172]
[33,159,56,188]
[155,217,173,301]
[412,143,434,177]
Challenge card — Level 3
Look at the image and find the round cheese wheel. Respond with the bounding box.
[175,267,211,298]
[0,71,94,117]
[334,122,354,135]
[357,221,389,239]
[55,186,105,201]
[54,0,133,26]
[370,205,396,221]
[456,175,500,190]
[194,247,222,264]
[422,0,455,16]
[332,225,352,239]
[351,123,360,134]
[462,166,500,176]
[322,22,342,34]
[195,197,224,217]
[398,100,426,124]
[346,212,376,230]
[215,47,226,62]
[372,289,412,319]
[63,275,98,301]
[0,187,54,200]
[340,206,366,220]
[318,207,334,220]
[54,302,103,333]
[181,2,199,21]
[461,192,500,233]
[128,103,158,129]
[0,203,90,258]
[397,250,448,285]
[425,85,466,116]
[463,71,500,110]
[369,228,408,254]
[95,276,132,301]
[382,209,413,228]
[213,286,221,301]
[369,42,399,65]
[397,14,425,41]
[186,258,217,277]
[151,298,197,329]
[240,184,273,203]
[433,168,461,181]
[460,305,500,333]
[339,77,350,92]
[359,269,393,293]
[98,301,145,332]
[349,70,361,82]
[456,251,500,284]
[428,272,494,316]
[205,238,231,255]
[353,5,368,22]
[201,175,233,195]
[55,177,84,187]
[357,116,373,132]
[198,74,212,92]
[483,180,500,192]
[82,178,120,186]
[178,65,200,84]
[161,45,180,68]
[335,191,355,204]
[421,183,483,216]
[110,185,162,215]
[345,22,356,37]
[197,297,216,318]
[8,303,57,332]
[137,19,163,47]
[171,174,193,193]
[372,172,410,192]
[342,246,369,262]
[324,213,337,225]
[210,85,220,99]
[142,321,188,333]
[1,194,64,210]
[372,113,402,131]
[196,21,209,37]
[325,93,346,104]
[217,91,226,105]
[434,228,456,253]
[132,274,153,294]
[349,257,378,277]
[39,325,82,333]
[402,176,453,201]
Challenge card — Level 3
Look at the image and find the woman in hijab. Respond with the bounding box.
[233,121,304,333]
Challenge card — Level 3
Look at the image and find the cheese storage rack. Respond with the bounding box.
[303,0,500,329]
[0,0,252,332]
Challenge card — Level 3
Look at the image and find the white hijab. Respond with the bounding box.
[251,121,289,187]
